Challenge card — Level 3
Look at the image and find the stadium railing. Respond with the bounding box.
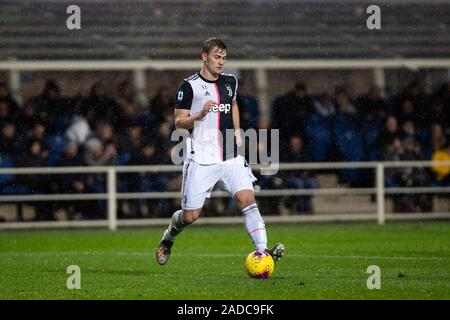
[0,160,450,230]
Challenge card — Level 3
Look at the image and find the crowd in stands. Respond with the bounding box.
[271,80,450,213]
[0,78,449,220]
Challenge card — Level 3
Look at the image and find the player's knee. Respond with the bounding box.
[235,191,256,209]
[182,209,201,224]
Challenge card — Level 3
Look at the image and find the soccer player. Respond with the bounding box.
[156,37,284,265]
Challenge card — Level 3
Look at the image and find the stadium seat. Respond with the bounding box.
[419,128,433,159]
[333,115,364,184]
[46,135,69,166]
[0,156,30,195]
[1,185,30,195]
[0,155,15,187]
[117,153,131,166]
[47,135,68,153]
[54,115,72,134]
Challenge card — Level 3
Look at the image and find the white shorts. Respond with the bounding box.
[180,155,257,210]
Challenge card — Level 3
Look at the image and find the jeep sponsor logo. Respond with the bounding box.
[209,103,231,114]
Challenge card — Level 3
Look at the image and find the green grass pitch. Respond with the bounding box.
[1,221,449,299]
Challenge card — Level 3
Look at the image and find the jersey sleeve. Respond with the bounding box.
[175,80,194,110]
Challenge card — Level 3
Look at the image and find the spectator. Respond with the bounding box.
[397,137,432,212]
[118,124,162,217]
[401,81,428,127]
[236,78,260,130]
[83,138,116,219]
[399,120,418,142]
[149,86,175,124]
[154,121,174,164]
[19,140,48,167]
[434,81,450,105]
[0,81,20,117]
[95,122,117,150]
[17,140,53,220]
[55,143,89,219]
[431,124,447,152]
[16,102,41,137]
[119,124,147,163]
[56,142,85,174]
[237,93,260,130]
[397,98,419,127]
[117,80,136,107]
[313,93,336,118]
[3,77,450,218]
[431,141,450,186]
[433,81,450,122]
[19,122,50,163]
[82,81,120,127]
[334,86,357,116]
[428,100,449,129]
[137,142,165,192]
[382,137,403,184]
[16,122,50,167]
[117,102,142,134]
[66,115,92,146]
[84,137,116,166]
[28,122,47,142]
[153,121,180,215]
[0,100,15,127]
[281,136,318,213]
[271,81,312,146]
[356,85,388,121]
[27,80,67,134]
[0,122,21,157]
[382,135,432,212]
[375,116,401,151]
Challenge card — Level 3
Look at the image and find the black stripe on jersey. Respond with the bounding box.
[216,75,237,161]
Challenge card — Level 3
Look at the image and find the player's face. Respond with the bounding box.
[203,47,227,76]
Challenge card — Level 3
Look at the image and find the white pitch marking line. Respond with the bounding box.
[0,251,449,261]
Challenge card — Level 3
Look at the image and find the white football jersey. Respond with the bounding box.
[175,72,238,164]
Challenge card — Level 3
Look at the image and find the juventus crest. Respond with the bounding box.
[225,84,233,97]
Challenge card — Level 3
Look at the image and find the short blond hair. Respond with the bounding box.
[202,37,227,54]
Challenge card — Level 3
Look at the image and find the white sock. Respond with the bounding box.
[163,210,186,242]
[242,203,268,251]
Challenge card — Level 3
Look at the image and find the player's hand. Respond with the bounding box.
[196,100,217,120]
[235,129,243,147]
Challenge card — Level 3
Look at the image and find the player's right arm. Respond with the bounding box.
[174,100,217,130]
[174,79,217,130]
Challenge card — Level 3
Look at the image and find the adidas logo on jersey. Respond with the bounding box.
[205,91,211,96]
[209,103,231,114]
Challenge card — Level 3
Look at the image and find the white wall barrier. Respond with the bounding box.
[1,161,450,230]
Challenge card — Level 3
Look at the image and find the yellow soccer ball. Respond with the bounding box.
[245,250,274,278]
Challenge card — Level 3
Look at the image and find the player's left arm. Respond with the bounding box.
[232,100,242,146]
